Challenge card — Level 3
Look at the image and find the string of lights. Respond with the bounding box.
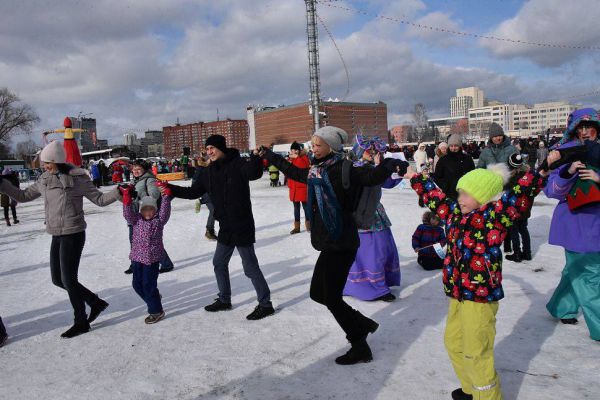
[317,0,600,51]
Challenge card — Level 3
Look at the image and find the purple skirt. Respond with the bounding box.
[343,228,401,301]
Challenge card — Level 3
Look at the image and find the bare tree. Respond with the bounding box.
[15,138,39,159]
[0,88,40,143]
[411,103,429,143]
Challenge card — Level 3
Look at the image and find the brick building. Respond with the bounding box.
[163,119,249,158]
[247,101,388,147]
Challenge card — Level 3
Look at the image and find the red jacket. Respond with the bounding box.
[288,154,310,202]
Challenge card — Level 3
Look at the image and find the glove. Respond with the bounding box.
[383,159,409,175]
[118,184,134,206]
[155,180,172,197]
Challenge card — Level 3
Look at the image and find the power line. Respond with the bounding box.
[317,1,600,51]
[317,14,351,101]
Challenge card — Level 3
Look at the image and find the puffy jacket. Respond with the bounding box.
[433,151,475,200]
[265,150,407,252]
[288,154,309,202]
[411,170,546,303]
[169,149,263,246]
[124,196,171,265]
[0,165,120,235]
[477,136,516,168]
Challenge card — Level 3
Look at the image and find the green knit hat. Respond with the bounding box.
[456,164,510,205]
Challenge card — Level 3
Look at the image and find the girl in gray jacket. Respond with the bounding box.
[0,141,121,338]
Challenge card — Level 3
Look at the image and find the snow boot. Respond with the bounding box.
[521,252,532,261]
[561,318,578,325]
[374,293,396,302]
[159,265,174,274]
[506,252,522,263]
[144,311,165,324]
[246,305,275,320]
[4,218,10,227]
[205,229,217,241]
[451,388,473,400]
[290,221,301,235]
[61,321,90,338]
[204,299,232,312]
[305,220,311,232]
[124,266,133,274]
[335,339,373,365]
[88,298,109,324]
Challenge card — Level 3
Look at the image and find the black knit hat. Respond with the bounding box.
[205,134,227,153]
[133,159,149,171]
[290,141,302,151]
[508,153,524,170]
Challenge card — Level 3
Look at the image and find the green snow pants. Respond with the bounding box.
[546,250,600,340]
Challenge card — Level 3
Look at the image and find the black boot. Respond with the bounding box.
[451,388,473,400]
[506,252,522,263]
[88,298,109,324]
[374,293,396,302]
[124,266,133,274]
[246,305,275,320]
[561,318,578,325]
[521,252,532,261]
[61,322,90,338]
[353,311,379,336]
[204,299,232,312]
[335,339,373,365]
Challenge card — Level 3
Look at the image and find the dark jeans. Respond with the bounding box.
[293,201,309,222]
[213,242,271,307]
[50,231,99,325]
[3,205,16,220]
[510,219,531,255]
[310,250,372,343]
[131,262,163,314]
[128,225,173,268]
[201,193,215,231]
[417,255,444,270]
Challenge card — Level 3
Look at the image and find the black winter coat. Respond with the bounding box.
[433,151,475,200]
[265,150,407,252]
[169,149,263,246]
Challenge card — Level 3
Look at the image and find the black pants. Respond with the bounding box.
[310,250,372,343]
[0,316,6,337]
[293,201,309,222]
[3,205,16,220]
[50,231,98,325]
[510,219,531,255]
[417,255,444,271]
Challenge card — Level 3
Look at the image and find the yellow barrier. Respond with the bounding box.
[156,172,186,181]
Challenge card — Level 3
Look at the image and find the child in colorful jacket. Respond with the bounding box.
[119,183,172,324]
[412,211,446,271]
[407,161,549,400]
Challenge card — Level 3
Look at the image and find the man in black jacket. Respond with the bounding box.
[164,135,274,320]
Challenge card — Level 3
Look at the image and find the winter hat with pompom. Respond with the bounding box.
[456,163,510,205]
[40,140,66,164]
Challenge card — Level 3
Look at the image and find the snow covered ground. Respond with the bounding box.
[1,177,599,400]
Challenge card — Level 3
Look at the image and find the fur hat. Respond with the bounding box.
[290,141,302,152]
[139,196,157,211]
[205,134,227,153]
[40,141,66,164]
[456,163,510,205]
[447,134,462,147]
[313,126,348,152]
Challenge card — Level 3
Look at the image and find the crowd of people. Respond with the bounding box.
[1,107,600,400]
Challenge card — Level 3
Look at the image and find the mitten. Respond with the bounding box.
[118,184,134,206]
[155,180,172,197]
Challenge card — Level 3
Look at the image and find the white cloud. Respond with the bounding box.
[481,0,600,66]
[406,12,461,47]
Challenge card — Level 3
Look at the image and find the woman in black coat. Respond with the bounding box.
[260,126,408,365]
[433,134,475,200]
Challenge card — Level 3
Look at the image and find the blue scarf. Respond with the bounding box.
[307,153,344,240]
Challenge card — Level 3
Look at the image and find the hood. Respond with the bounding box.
[488,135,510,149]
[560,108,600,144]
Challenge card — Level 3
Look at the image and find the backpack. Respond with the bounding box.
[341,160,382,230]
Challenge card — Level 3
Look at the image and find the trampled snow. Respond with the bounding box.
[1,177,598,400]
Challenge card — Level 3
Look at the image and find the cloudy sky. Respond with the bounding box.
[1,0,599,146]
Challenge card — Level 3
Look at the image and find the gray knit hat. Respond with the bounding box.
[139,196,157,211]
[489,123,504,139]
[447,134,462,147]
[313,126,348,152]
[40,141,66,164]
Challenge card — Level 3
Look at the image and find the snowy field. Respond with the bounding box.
[1,176,599,400]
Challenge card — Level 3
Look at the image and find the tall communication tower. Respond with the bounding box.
[305,0,321,133]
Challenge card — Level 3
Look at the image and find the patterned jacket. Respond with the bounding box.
[410,171,546,303]
[124,195,171,265]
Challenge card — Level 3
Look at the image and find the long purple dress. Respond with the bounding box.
[343,177,401,300]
